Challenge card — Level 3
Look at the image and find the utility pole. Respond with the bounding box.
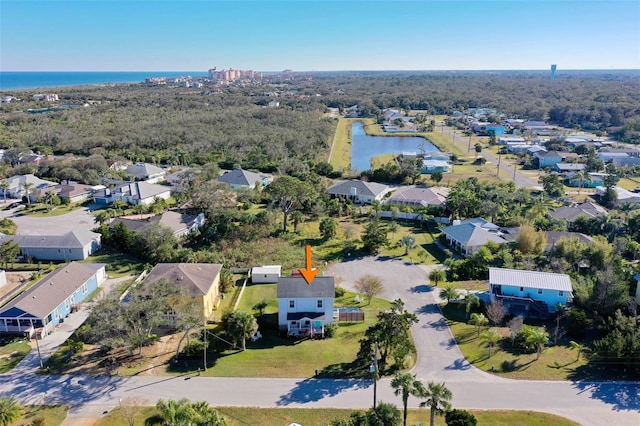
[203,320,207,371]
[513,157,518,183]
[497,151,502,176]
[369,341,379,409]
[468,135,472,153]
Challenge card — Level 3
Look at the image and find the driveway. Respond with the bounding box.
[326,256,503,383]
[0,205,97,235]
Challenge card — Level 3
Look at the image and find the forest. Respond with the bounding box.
[1,70,639,181]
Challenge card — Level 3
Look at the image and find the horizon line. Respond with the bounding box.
[3,68,640,73]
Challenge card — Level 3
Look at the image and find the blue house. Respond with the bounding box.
[489,268,572,319]
[471,123,505,136]
[0,262,106,339]
[534,151,564,168]
[564,172,605,188]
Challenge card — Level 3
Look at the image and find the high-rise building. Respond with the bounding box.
[550,64,557,81]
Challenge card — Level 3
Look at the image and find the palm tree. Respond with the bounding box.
[226,311,258,351]
[0,396,24,426]
[156,398,196,426]
[463,293,480,320]
[526,327,549,360]
[21,182,34,205]
[570,340,585,361]
[419,381,453,426]
[469,313,488,337]
[400,235,416,256]
[480,327,501,359]
[0,180,9,202]
[391,372,426,426]
[438,283,459,305]
[428,269,446,287]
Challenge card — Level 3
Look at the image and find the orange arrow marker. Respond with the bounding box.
[299,245,318,285]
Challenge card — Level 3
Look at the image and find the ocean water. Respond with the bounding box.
[0,71,208,91]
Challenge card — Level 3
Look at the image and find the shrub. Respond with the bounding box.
[445,409,477,426]
[324,323,337,338]
[334,286,346,297]
[567,309,591,339]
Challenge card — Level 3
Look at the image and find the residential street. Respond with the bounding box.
[439,125,541,189]
[0,257,638,425]
[0,203,97,235]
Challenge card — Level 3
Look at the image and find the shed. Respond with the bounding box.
[251,265,282,283]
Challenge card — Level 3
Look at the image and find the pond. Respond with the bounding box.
[350,122,441,171]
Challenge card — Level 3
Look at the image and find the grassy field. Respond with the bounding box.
[19,202,86,217]
[10,405,68,426]
[0,339,31,373]
[441,305,590,380]
[328,117,357,172]
[81,247,145,278]
[99,406,580,426]
[183,286,393,378]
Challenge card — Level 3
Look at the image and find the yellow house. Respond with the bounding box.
[144,263,222,319]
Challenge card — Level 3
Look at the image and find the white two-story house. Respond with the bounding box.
[277,275,334,338]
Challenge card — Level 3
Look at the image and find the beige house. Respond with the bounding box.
[143,263,222,319]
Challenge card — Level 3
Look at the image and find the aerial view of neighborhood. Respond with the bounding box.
[0,0,639,423]
[0,65,639,426]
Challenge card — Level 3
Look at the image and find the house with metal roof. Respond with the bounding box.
[0,262,106,339]
[553,163,585,174]
[277,275,334,337]
[217,169,271,190]
[142,263,222,319]
[327,180,390,204]
[440,218,507,256]
[251,265,282,283]
[0,229,101,261]
[386,186,449,208]
[489,267,572,318]
[421,159,451,174]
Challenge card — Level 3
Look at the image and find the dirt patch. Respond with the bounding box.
[0,271,34,299]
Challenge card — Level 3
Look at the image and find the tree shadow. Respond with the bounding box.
[445,357,472,371]
[571,380,640,413]
[277,377,371,405]
[409,284,433,293]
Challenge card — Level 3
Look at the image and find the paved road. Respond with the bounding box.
[1,258,639,425]
[440,125,541,189]
[0,204,97,235]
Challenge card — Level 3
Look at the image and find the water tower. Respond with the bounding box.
[550,64,557,81]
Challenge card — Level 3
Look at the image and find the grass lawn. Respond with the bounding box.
[99,406,579,426]
[10,405,68,426]
[19,202,85,217]
[0,338,31,373]
[448,280,487,292]
[82,247,145,278]
[618,176,640,191]
[441,305,590,380]
[180,288,393,378]
[329,117,357,173]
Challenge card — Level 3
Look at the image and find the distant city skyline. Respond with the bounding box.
[1,0,639,72]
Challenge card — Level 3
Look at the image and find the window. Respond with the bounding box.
[559,290,564,297]
[82,283,88,294]
[317,300,323,308]
[64,298,70,309]
[289,300,295,308]
[537,288,543,295]
[54,310,59,320]
[519,287,524,292]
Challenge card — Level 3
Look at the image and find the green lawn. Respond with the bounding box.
[81,247,145,278]
[19,203,84,217]
[441,305,590,380]
[329,117,357,173]
[10,405,68,426]
[0,339,31,373]
[184,287,392,378]
[99,406,579,426]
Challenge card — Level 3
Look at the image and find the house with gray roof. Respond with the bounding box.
[553,163,585,174]
[386,186,449,208]
[0,229,101,261]
[277,275,334,337]
[549,202,607,223]
[3,174,57,199]
[93,181,171,206]
[544,231,594,253]
[0,262,106,339]
[217,169,271,190]
[143,263,222,319]
[440,218,507,256]
[110,211,205,238]
[489,267,572,318]
[125,163,167,183]
[327,180,390,204]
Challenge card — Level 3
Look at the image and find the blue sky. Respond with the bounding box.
[1,0,639,71]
